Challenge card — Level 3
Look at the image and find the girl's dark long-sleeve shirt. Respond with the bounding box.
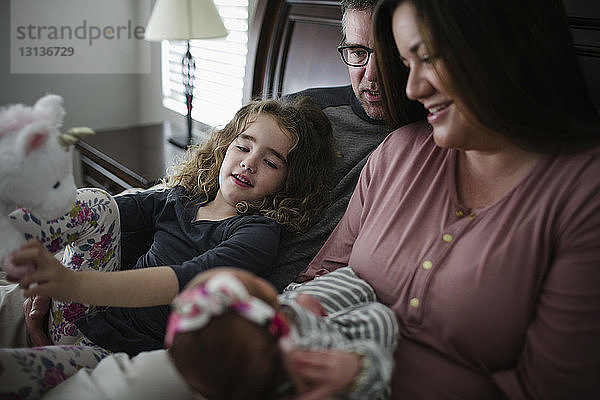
[75,187,280,355]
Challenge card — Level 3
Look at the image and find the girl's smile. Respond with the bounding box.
[231,173,253,188]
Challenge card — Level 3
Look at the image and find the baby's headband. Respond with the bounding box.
[165,272,289,347]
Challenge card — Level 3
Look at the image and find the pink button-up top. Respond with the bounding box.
[300,122,600,399]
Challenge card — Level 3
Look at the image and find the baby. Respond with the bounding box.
[41,267,398,400]
[167,267,399,400]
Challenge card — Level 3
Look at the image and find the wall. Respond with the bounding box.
[4,0,590,131]
[0,0,176,130]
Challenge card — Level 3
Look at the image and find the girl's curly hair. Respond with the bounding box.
[165,96,335,234]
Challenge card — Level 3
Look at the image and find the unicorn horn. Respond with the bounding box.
[58,127,95,151]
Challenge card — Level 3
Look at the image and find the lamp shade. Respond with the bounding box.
[144,0,227,41]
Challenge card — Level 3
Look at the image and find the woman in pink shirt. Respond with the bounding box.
[298,0,600,399]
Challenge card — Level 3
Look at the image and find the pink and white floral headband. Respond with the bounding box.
[165,272,290,347]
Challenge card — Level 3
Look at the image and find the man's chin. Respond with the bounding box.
[361,101,385,121]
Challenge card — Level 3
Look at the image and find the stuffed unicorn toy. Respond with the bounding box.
[0,94,94,278]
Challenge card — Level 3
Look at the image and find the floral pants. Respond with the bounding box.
[0,188,121,399]
[0,345,112,400]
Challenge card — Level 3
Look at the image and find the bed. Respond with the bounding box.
[246,0,350,100]
[565,0,600,110]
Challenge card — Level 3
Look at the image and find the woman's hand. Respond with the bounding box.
[287,350,361,400]
[10,239,76,300]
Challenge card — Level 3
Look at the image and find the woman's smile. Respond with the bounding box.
[426,102,453,125]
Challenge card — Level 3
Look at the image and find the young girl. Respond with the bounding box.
[40,267,398,400]
[0,96,334,398]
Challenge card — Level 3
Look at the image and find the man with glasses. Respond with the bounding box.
[267,0,390,291]
[337,0,383,120]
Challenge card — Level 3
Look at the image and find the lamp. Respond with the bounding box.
[145,0,227,149]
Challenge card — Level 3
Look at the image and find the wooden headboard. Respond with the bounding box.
[248,0,349,99]
[246,0,600,109]
[566,0,600,110]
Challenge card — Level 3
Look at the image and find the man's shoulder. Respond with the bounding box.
[285,85,353,109]
[286,85,385,126]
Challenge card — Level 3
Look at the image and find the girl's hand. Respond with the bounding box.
[11,240,177,308]
[10,239,75,300]
[2,254,35,281]
[287,350,361,400]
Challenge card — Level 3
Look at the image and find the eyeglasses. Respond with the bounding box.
[337,44,374,67]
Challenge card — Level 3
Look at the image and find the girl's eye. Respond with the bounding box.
[236,145,249,152]
[264,159,278,169]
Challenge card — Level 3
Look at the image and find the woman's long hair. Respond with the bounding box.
[374,0,600,152]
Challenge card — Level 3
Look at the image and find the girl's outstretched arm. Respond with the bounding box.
[11,239,179,307]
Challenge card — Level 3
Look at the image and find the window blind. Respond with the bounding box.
[161,0,248,128]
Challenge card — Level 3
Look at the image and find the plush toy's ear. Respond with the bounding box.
[21,129,49,157]
[34,94,65,128]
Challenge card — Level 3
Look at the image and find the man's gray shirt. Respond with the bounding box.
[267,86,388,291]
